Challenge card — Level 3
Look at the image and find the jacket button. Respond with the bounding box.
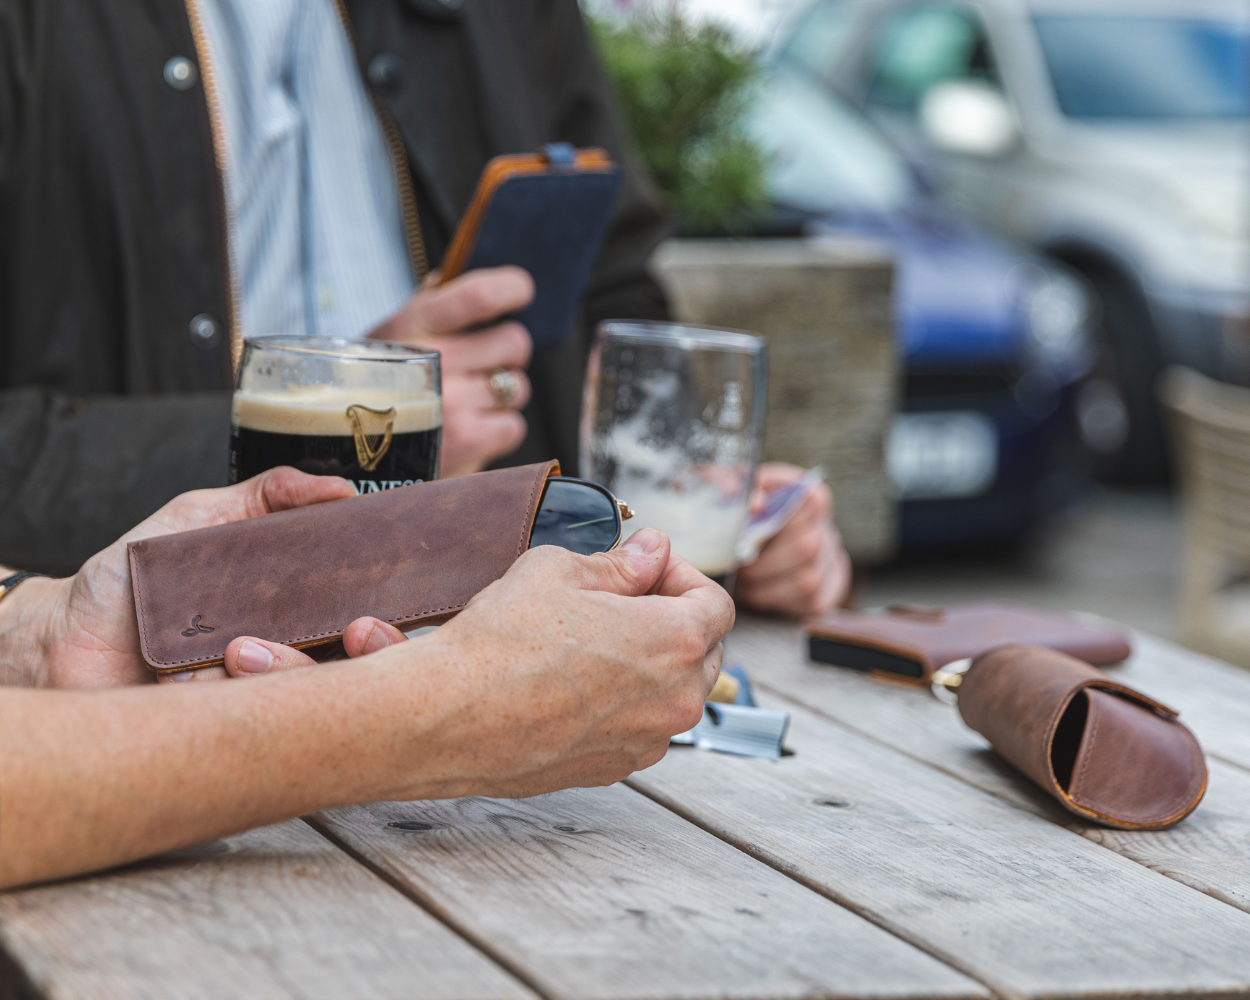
[367,53,403,91]
[189,313,222,350]
[164,56,198,91]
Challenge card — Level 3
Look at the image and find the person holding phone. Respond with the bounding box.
[0,0,847,617]
[0,0,664,574]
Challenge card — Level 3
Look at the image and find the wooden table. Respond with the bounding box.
[5,616,1250,1000]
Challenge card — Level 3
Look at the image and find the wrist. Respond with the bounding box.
[344,631,477,802]
[0,576,69,687]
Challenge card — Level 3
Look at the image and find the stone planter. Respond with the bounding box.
[651,237,898,564]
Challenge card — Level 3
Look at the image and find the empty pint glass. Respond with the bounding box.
[229,336,442,494]
[581,322,766,589]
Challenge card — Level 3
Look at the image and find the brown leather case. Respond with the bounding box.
[958,644,1207,829]
[128,462,558,673]
[806,603,1132,684]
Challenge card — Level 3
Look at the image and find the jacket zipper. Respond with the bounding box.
[329,0,430,283]
[182,0,244,374]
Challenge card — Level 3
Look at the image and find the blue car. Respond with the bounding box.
[748,66,1096,546]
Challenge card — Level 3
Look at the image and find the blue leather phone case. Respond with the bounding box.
[458,146,621,351]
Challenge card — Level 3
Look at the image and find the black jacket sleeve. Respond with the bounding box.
[0,389,231,575]
[547,0,672,330]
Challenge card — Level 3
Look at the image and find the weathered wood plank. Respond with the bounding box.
[0,819,531,1000]
[727,616,1250,913]
[1118,631,1250,770]
[628,687,1250,999]
[313,784,986,1000]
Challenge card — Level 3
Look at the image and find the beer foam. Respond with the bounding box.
[232,387,442,436]
[620,480,746,577]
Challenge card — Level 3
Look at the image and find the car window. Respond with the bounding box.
[865,3,1001,114]
[747,68,914,213]
[1034,16,1250,119]
[777,1,855,83]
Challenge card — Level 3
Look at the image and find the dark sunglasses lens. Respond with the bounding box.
[530,479,620,554]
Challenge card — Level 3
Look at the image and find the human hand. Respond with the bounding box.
[22,469,355,689]
[733,462,851,618]
[223,527,735,798]
[371,266,535,477]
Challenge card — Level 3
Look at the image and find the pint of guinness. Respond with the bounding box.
[229,337,441,493]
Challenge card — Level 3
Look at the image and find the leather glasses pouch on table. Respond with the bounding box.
[438,144,620,351]
[958,644,1207,829]
[806,602,1132,684]
[128,462,558,674]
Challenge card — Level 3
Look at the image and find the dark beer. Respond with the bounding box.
[229,388,441,493]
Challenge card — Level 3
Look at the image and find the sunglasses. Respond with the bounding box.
[528,477,634,555]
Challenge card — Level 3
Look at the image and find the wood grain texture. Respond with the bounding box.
[1117,631,1250,770]
[0,819,530,1000]
[653,237,898,564]
[313,783,985,1000]
[726,617,1250,913]
[628,682,1250,997]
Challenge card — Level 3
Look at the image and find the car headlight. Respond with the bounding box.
[1007,263,1093,373]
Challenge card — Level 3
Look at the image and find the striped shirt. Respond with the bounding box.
[195,0,416,342]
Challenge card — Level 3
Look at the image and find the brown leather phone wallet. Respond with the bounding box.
[958,644,1207,829]
[806,603,1132,684]
[128,462,557,674]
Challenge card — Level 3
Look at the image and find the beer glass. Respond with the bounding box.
[229,336,441,493]
[581,321,767,587]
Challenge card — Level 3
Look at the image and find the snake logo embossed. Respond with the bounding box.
[347,404,397,471]
[181,615,215,637]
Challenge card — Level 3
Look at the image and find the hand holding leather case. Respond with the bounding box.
[438,143,621,351]
[957,644,1207,829]
[806,602,1132,684]
[128,462,558,673]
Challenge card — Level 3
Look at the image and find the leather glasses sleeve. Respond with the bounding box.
[128,461,558,674]
[806,603,1132,684]
[957,644,1207,830]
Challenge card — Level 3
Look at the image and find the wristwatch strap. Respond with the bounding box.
[0,571,49,602]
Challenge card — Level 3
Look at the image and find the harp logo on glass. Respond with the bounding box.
[347,404,397,471]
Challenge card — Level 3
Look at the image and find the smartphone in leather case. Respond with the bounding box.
[128,462,559,674]
[806,603,1132,684]
[438,144,620,351]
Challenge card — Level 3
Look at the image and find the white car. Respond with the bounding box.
[771,0,1250,479]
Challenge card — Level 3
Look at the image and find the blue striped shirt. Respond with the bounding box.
[195,0,416,342]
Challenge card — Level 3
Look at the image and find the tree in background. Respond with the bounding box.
[590,8,770,235]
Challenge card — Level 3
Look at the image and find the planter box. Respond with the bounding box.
[651,237,898,564]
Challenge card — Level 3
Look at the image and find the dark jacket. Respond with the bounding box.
[0,0,669,574]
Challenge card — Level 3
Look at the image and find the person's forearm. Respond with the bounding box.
[0,642,462,890]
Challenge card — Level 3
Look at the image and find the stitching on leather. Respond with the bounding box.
[1058,765,1207,829]
[1054,706,1208,827]
[144,601,468,668]
[132,546,155,663]
[515,465,550,559]
[143,462,555,669]
[1072,694,1100,796]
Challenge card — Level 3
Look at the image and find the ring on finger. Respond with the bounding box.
[488,368,522,409]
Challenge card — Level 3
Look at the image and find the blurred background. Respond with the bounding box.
[585,0,1250,647]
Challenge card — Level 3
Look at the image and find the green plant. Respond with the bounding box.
[591,10,769,236]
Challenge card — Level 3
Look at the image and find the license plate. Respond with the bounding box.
[887,411,997,500]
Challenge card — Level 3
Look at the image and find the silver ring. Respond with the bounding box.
[488,369,521,409]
